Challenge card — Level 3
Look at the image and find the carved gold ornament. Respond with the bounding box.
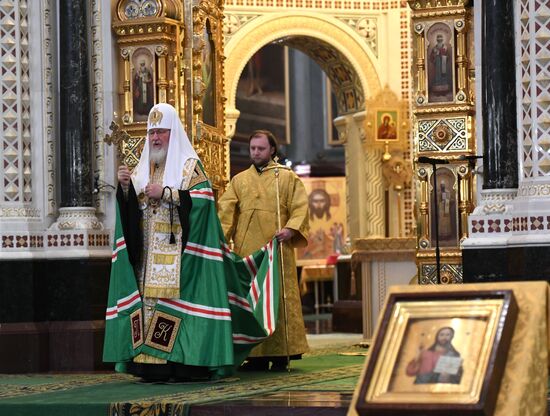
[432,123,451,144]
[112,0,228,192]
[410,0,475,285]
[148,108,163,126]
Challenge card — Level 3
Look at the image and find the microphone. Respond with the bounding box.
[93,173,100,195]
[93,173,115,194]
[417,156,449,164]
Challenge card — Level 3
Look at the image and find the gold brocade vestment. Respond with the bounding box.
[133,159,195,364]
[218,161,310,357]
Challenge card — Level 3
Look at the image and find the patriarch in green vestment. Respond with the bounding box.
[103,104,280,381]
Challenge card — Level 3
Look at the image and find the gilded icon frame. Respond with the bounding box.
[425,21,455,104]
[356,290,517,416]
[375,110,399,142]
[131,47,157,123]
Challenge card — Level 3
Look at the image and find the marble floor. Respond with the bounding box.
[190,314,366,416]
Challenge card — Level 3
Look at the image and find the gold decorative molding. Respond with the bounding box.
[194,124,228,192]
[223,13,260,42]
[409,0,475,284]
[408,0,472,11]
[224,12,381,115]
[409,5,473,108]
[226,0,406,10]
[192,0,228,191]
[415,113,474,154]
[112,19,182,42]
[409,9,470,19]
[416,248,462,259]
[116,0,181,21]
[111,0,228,191]
[413,104,474,115]
[364,85,410,157]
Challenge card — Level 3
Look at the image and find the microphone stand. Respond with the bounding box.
[430,162,442,285]
[418,156,481,284]
[418,156,449,285]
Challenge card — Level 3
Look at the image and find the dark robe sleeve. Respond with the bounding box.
[177,190,192,252]
[116,183,143,269]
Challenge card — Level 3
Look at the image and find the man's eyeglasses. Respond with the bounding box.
[149,129,170,136]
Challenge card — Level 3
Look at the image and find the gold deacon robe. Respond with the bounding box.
[218,161,310,357]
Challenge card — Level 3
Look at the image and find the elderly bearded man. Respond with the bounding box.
[104,104,281,381]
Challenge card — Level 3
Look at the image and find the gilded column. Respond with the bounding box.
[408,0,475,284]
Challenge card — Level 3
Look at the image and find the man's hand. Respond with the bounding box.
[117,165,131,186]
[275,228,295,243]
[145,183,163,200]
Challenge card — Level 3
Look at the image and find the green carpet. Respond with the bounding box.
[0,346,366,416]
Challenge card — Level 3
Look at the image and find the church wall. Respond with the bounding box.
[0,0,116,260]
[0,0,118,372]
[1,1,49,231]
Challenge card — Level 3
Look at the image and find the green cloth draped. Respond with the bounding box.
[103,175,279,378]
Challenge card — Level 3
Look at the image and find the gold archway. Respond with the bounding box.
[225,12,381,118]
[223,12,385,239]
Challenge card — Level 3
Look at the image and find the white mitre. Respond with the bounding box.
[131,103,198,193]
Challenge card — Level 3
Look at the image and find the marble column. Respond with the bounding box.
[59,0,93,207]
[480,0,517,190]
[50,0,102,231]
[463,0,550,282]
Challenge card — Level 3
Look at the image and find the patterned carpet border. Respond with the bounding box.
[110,363,365,416]
[305,344,366,357]
[0,374,133,399]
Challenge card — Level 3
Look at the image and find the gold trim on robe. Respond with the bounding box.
[133,158,198,365]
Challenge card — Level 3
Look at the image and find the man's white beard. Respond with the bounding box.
[150,147,167,165]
